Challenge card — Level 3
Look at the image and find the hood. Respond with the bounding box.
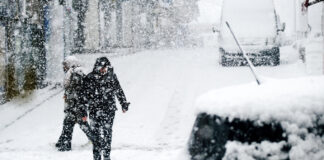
[63,56,81,69]
[63,56,82,88]
[93,57,111,73]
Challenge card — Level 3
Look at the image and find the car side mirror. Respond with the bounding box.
[277,23,286,32]
[281,23,286,32]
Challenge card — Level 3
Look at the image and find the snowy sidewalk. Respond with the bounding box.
[0,87,63,131]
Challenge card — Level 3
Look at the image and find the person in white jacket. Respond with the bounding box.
[55,56,99,151]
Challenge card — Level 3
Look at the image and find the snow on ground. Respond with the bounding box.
[0,47,309,159]
[0,87,63,131]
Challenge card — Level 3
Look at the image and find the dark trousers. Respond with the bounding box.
[56,113,95,151]
[91,111,115,160]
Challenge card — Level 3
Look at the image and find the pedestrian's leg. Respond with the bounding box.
[102,112,115,160]
[56,119,66,147]
[90,119,102,160]
[79,119,94,141]
[56,113,74,147]
[56,114,71,148]
[78,119,103,148]
[57,114,76,151]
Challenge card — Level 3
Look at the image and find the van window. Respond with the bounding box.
[220,0,276,40]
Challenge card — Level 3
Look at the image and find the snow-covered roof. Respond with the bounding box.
[196,76,324,128]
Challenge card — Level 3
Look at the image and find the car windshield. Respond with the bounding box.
[220,0,276,41]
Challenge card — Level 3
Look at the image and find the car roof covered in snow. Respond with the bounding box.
[195,76,324,128]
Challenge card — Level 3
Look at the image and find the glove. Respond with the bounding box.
[122,102,130,112]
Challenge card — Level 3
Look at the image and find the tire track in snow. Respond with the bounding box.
[154,52,210,148]
[0,89,63,132]
[155,66,189,148]
[156,89,182,145]
[0,139,13,145]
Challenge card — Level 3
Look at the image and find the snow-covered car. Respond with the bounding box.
[217,0,285,66]
[188,76,324,160]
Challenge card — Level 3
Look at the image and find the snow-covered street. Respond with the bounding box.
[0,47,308,160]
[1,0,323,159]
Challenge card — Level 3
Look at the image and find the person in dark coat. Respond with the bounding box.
[56,56,99,151]
[85,57,130,160]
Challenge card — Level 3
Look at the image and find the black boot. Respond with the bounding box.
[55,141,62,148]
[93,147,101,160]
[103,150,111,160]
[58,141,71,151]
[55,136,64,148]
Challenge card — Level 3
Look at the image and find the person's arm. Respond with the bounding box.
[74,72,88,120]
[83,73,95,110]
[113,74,130,112]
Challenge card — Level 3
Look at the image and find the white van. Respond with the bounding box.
[217,0,285,66]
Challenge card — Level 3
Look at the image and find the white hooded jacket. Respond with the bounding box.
[63,56,85,89]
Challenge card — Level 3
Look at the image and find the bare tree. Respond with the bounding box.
[73,0,89,53]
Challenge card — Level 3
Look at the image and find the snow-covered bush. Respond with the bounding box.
[190,76,324,160]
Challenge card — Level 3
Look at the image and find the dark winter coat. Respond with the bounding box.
[64,66,88,118]
[84,57,128,119]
